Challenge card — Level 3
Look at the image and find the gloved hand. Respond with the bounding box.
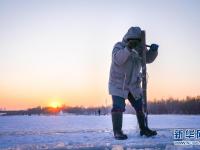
[150,44,159,51]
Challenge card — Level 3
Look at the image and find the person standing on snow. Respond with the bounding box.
[108,27,158,140]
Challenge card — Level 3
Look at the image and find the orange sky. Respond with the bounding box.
[0,0,200,110]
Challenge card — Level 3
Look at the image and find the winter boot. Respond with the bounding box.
[112,112,128,140]
[136,111,157,137]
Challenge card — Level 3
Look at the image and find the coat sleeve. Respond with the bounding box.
[112,42,131,65]
[146,49,158,64]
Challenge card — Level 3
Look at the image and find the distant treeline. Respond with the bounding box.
[0,106,62,116]
[149,96,200,114]
[0,96,200,116]
[62,106,110,115]
[125,96,200,114]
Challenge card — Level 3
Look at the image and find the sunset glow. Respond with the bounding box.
[0,0,200,110]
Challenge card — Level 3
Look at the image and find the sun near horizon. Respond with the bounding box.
[49,101,61,108]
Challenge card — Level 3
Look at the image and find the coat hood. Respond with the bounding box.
[123,27,142,43]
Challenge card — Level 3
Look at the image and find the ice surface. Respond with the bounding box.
[0,114,200,150]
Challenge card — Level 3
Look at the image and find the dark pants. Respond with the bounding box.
[111,92,143,113]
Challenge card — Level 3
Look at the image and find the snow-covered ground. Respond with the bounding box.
[0,114,200,150]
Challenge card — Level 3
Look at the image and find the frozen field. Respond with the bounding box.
[0,114,200,150]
